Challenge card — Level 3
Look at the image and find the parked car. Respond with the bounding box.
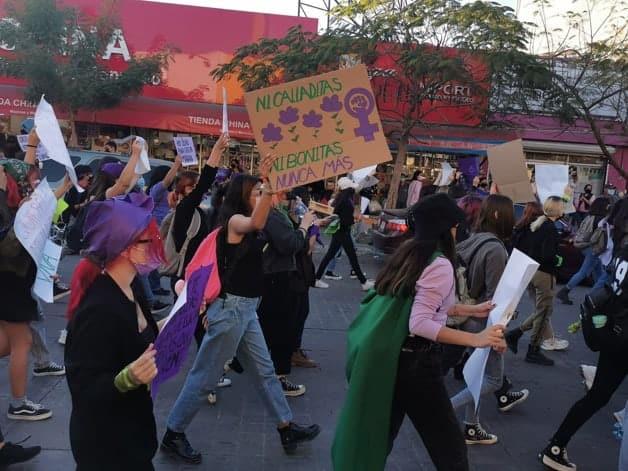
[371,208,411,254]
[40,150,173,190]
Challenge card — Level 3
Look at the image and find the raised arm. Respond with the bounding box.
[54,174,72,200]
[105,139,142,199]
[24,128,39,166]
[162,155,182,189]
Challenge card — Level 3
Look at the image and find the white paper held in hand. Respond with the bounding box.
[133,136,151,175]
[33,96,81,191]
[222,87,229,135]
[462,249,539,410]
[173,136,198,167]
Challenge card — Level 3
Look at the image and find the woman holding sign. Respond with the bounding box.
[65,193,165,470]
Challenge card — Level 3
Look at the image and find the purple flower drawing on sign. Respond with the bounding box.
[320,95,343,113]
[262,123,283,143]
[302,110,323,128]
[279,106,299,125]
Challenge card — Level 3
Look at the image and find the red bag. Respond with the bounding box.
[184,227,222,304]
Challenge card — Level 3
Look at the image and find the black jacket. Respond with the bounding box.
[515,217,560,275]
[262,209,306,275]
[65,275,158,470]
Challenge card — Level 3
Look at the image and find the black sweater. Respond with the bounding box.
[65,275,158,470]
[515,218,560,275]
[173,165,217,270]
[334,197,355,232]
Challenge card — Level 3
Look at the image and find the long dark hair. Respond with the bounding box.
[589,196,611,217]
[218,174,260,226]
[609,198,628,253]
[375,230,456,297]
[87,172,116,201]
[208,182,229,232]
[475,194,515,242]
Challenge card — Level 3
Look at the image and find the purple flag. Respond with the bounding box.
[151,264,212,398]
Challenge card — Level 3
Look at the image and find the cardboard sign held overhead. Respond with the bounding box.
[244,65,392,191]
[486,139,535,203]
[173,136,198,167]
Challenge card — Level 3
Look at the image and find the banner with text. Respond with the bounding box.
[173,136,198,167]
[244,65,392,190]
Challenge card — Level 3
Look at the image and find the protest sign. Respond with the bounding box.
[535,164,575,213]
[33,240,62,303]
[463,249,539,409]
[244,65,392,190]
[486,140,535,203]
[16,134,49,161]
[152,264,212,398]
[434,162,454,186]
[34,96,81,191]
[173,136,198,167]
[222,87,229,135]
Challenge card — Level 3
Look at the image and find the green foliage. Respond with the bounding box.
[0,0,170,113]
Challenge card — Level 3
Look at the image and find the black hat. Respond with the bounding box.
[409,193,465,241]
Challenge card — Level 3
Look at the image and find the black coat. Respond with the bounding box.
[65,275,158,471]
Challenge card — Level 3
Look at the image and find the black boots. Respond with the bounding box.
[556,286,573,305]
[504,328,523,354]
[161,429,202,464]
[525,345,554,366]
[278,422,321,453]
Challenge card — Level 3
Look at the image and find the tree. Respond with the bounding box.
[525,0,628,181]
[213,0,537,207]
[0,0,170,145]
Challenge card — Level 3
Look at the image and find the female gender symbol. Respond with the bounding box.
[344,87,379,142]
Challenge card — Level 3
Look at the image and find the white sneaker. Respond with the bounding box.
[315,279,329,289]
[207,391,217,405]
[541,337,569,351]
[217,376,231,388]
[580,364,596,391]
[361,280,375,291]
[58,329,67,346]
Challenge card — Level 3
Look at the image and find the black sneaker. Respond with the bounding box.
[324,271,343,280]
[350,270,364,279]
[278,422,321,453]
[151,300,171,315]
[464,423,498,445]
[152,288,170,296]
[497,389,530,412]
[0,440,41,466]
[7,401,52,421]
[525,345,554,366]
[33,362,66,377]
[279,376,306,397]
[505,328,523,354]
[540,443,576,470]
[556,286,573,305]
[161,429,202,464]
[53,282,71,301]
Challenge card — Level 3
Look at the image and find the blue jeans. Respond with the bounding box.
[566,248,602,290]
[593,266,610,290]
[167,294,292,433]
[450,320,504,424]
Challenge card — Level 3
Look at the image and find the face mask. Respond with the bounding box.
[133,258,161,276]
[129,221,165,275]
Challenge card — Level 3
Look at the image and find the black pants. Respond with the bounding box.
[315,230,366,283]
[389,340,469,471]
[258,272,300,375]
[552,347,628,447]
[294,291,310,351]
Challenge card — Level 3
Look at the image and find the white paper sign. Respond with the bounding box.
[33,240,62,303]
[159,282,188,330]
[535,164,574,213]
[463,249,539,409]
[434,162,454,186]
[134,136,151,175]
[222,87,229,135]
[14,178,57,271]
[16,134,49,161]
[33,96,81,191]
[173,136,198,167]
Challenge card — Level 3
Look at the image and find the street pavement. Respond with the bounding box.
[0,245,625,470]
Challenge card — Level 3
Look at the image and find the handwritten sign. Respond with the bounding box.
[34,96,81,191]
[152,264,212,398]
[487,140,535,203]
[244,65,392,190]
[173,136,198,167]
[463,249,539,409]
[33,240,62,303]
[16,134,49,161]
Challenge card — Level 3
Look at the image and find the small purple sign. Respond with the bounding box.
[151,264,212,398]
[344,87,379,142]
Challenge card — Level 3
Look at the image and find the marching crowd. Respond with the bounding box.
[0,127,627,471]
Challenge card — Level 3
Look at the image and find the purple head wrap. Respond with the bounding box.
[101,162,124,179]
[83,193,155,264]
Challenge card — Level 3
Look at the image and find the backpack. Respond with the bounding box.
[589,223,608,256]
[159,208,202,277]
[573,215,596,249]
[448,237,501,327]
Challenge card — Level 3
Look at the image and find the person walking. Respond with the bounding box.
[314,177,374,291]
[332,193,505,471]
[557,196,611,305]
[65,193,164,470]
[406,170,425,207]
[505,196,565,365]
[450,195,530,445]
[161,161,320,465]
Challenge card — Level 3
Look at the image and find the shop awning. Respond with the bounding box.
[0,84,255,140]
